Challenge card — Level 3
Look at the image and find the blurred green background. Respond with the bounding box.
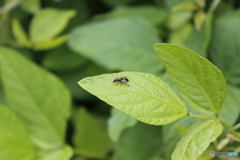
[0,0,240,160]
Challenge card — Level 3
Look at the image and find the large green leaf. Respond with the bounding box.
[108,107,137,142]
[172,119,223,160]
[39,145,73,160]
[0,105,36,160]
[154,44,226,115]
[79,72,187,125]
[209,10,240,85]
[219,85,240,126]
[30,8,75,43]
[112,122,161,160]
[72,108,112,159]
[0,47,71,151]
[99,6,166,25]
[68,17,164,74]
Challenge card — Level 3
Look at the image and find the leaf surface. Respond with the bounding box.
[68,17,164,74]
[154,44,226,115]
[79,72,187,125]
[0,47,71,150]
[172,120,223,160]
[0,105,36,160]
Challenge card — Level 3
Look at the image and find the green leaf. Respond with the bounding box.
[100,6,166,25]
[33,35,69,50]
[172,119,223,160]
[72,108,112,159]
[219,85,240,126]
[108,107,137,142]
[39,145,73,160]
[154,44,226,115]
[0,105,36,160]
[0,47,71,150]
[209,10,240,85]
[42,44,87,72]
[167,10,193,30]
[102,0,135,7]
[30,8,75,43]
[20,0,40,14]
[194,10,206,30]
[112,122,161,160]
[12,18,30,47]
[172,2,198,11]
[78,72,187,125]
[68,17,164,74]
[163,116,203,160]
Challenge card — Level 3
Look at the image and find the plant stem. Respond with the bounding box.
[187,112,216,120]
[0,0,21,15]
[208,0,221,13]
[230,123,240,131]
[220,120,240,140]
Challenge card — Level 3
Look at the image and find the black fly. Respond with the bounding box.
[113,77,129,86]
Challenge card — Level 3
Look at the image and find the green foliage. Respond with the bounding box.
[79,71,187,125]
[0,105,36,160]
[1,0,240,160]
[68,17,164,73]
[154,44,226,115]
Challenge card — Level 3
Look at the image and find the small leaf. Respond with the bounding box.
[20,0,40,14]
[79,72,187,125]
[167,10,193,30]
[0,105,36,160]
[12,18,30,47]
[172,2,198,11]
[108,107,137,142]
[172,119,223,160]
[194,10,206,30]
[112,122,161,160]
[72,108,112,159]
[0,47,71,150]
[30,8,75,43]
[68,17,164,74]
[33,35,69,50]
[154,43,226,115]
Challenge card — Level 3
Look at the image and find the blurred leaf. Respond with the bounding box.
[20,0,40,14]
[197,145,215,160]
[0,105,36,160]
[172,120,223,160]
[30,8,76,43]
[73,108,112,159]
[112,122,161,160]
[154,44,226,115]
[166,0,195,9]
[0,47,71,151]
[43,44,87,72]
[79,72,187,125]
[196,0,205,8]
[167,10,193,30]
[163,117,203,160]
[184,14,212,57]
[209,10,240,85]
[100,6,166,25]
[39,145,73,160]
[68,17,164,74]
[33,35,69,50]
[194,10,206,30]
[58,62,107,100]
[102,0,135,7]
[219,85,240,126]
[168,23,194,45]
[173,2,198,11]
[0,83,7,106]
[108,107,137,142]
[11,18,30,47]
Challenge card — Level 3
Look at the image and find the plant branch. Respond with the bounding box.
[0,0,21,15]
[230,123,240,131]
[187,112,216,120]
[220,120,240,140]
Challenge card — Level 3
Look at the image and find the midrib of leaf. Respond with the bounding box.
[82,83,186,112]
[158,48,216,112]
[7,69,62,145]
